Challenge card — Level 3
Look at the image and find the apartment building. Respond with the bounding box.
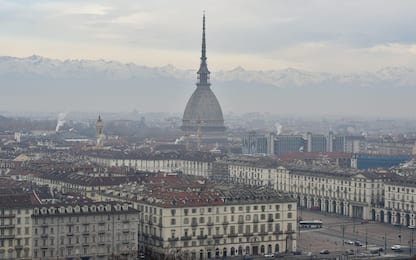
[224,156,385,220]
[95,174,297,259]
[86,151,218,178]
[31,202,139,260]
[0,193,40,260]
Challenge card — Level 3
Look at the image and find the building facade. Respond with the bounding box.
[95,177,297,259]
[0,193,39,260]
[31,202,139,260]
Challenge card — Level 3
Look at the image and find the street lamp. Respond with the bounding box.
[285,235,289,253]
[410,227,415,256]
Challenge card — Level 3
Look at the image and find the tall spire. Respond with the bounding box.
[197,11,210,87]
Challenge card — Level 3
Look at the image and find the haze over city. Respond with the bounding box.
[3,2,416,260]
[1,0,416,116]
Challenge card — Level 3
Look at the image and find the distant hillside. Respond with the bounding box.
[0,55,415,117]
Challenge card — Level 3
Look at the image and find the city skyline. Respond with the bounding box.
[1,0,416,73]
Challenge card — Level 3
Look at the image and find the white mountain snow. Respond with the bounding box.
[1,55,415,88]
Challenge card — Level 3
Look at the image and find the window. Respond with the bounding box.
[171,218,176,225]
[274,224,280,232]
[287,212,292,219]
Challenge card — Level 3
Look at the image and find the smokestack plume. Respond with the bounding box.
[55,113,67,132]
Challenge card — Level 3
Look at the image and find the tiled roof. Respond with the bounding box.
[0,192,40,208]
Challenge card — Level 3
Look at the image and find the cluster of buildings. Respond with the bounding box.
[242,130,416,159]
[242,131,366,156]
[0,181,139,260]
[3,12,416,260]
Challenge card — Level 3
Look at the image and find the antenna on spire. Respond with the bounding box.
[197,11,210,87]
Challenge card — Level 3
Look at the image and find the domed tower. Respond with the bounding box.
[181,14,226,150]
[96,114,104,147]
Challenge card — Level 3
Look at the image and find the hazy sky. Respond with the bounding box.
[1,0,416,73]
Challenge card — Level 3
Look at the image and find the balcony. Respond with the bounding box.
[0,224,15,228]
[122,240,130,244]
[267,218,274,222]
[14,245,23,250]
[259,232,268,236]
[0,234,15,240]
[207,221,214,226]
[238,220,244,224]
[228,233,238,237]
[98,230,105,234]
[181,236,192,241]
[122,219,130,224]
[122,229,130,234]
[213,234,223,239]
[82,231,90,236]
[191,222,198,227]
[244,232,253,237]
[66,233,74,236]
[273,231,283,235]
[41,234,48,238]
[151,235,164,242]
[168,237,179,242]
[0,214,16,218]
[197,235,207,240]
[222,221,229,225]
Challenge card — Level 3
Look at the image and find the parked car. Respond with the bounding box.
[320,249,330,254]
[264,253,274,258]
[293,250,302,255]
[345,249,354,255]
[354,241,363,246]
[370,248,381,254]
[344,240,354,245]
[391,245,402,251]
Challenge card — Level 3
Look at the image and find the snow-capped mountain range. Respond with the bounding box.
[1,55,415,88]
[0,55,415,116]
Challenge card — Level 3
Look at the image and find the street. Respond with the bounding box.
[297,209,416,258]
